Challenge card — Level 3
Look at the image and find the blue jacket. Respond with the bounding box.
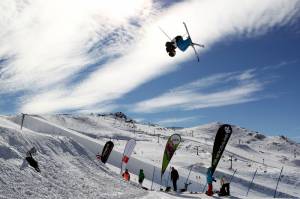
[176,37,192,52]
[206,168,215,184]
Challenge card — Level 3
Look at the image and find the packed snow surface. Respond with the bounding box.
[0,113,299,198]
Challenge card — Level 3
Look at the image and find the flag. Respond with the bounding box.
[211,124,232,174]
[99,141,114,164]
[161,134,181,177]
[121,139,136,173]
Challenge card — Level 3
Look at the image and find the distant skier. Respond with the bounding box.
[218,176,230,196]
[122,169,130,181]
[20,147,40,172]
[170,167,179,192]
[205,167,216,196]
[138,169,145,186]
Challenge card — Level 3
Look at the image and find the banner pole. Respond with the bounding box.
[166,167,171,187]
[151,167,156,191]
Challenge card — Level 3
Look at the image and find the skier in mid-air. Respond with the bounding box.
[165,35,193,57]
[163,22,204,61]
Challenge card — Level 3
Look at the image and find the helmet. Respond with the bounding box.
[169,51,176,57]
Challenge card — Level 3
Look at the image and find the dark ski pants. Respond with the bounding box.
[26,157,40,172]
[172,180,177,191]
[220,183,230,196]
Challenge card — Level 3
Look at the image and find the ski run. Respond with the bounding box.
[0,113,299,198]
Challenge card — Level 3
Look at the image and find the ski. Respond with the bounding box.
[183,22,203,62]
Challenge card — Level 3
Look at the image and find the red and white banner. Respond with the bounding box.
[121,139,136,173]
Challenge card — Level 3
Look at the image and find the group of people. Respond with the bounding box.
[121,167,179,191]
[122,168,145,187]
[206,167,230,196]
[22,147,229,196]
[122,166,230,196]
[24,148,229,196]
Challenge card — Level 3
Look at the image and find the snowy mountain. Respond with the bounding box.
[0,113,299,198]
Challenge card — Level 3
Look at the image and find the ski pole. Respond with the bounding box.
[246,168,258,196]
[274,166,283,198]
[166,167,171,187]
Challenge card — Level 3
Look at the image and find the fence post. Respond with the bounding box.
[229,155,233,169]
[274,166,284,198]
[246,168,258,196]
[20,113,26,130]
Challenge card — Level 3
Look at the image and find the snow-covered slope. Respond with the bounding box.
[0,113,299,198]
[0,116,146,199]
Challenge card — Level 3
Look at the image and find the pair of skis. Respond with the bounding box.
[160,22,204,62]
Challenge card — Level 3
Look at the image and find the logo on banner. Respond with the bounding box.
[122,156,129,163]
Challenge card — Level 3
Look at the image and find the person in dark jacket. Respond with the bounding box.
[205,167,216,196]
[25,147,40,172]
[138,169,145,186]
[170,167,179,191]
[218,176,230,196]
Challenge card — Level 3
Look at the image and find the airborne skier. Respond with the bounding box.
[163,22,204,61]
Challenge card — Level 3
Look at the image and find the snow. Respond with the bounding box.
[0,113,299,198]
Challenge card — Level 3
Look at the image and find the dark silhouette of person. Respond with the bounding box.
[165,35,194,57]
[25,147,40,172]
[219,176,230,196]
[170,167,179,191]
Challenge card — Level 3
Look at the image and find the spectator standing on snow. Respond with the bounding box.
[138,169,145,186]
[219,176,230,196]
[122,169,130,181]
[206,167,216,196]
[170,167,179,191]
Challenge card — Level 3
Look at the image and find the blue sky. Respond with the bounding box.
[0,0,300,140]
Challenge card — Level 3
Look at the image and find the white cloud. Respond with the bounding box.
[0,0,155,92]
[262,60,298,71]
[132,70,264,113]
[0,0,299,113]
